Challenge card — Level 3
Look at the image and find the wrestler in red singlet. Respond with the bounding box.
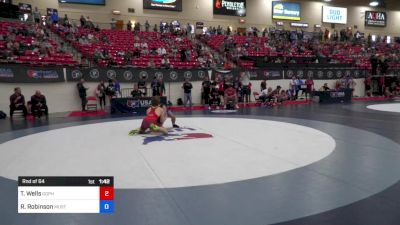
[140,106,162,133]
[129,96,169,136]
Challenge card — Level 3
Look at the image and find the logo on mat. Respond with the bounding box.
[123,71,133,81]
[141,127,213,145]
[170,71,178,80]
[345,70,351,77]
[89,69,99,79]
[107,70,117,79]
[71,70,82,79]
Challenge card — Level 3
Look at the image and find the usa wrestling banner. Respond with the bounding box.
[0,64,64,83]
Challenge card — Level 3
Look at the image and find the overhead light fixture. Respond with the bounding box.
[369,0,379,6]
[324,0,332,2]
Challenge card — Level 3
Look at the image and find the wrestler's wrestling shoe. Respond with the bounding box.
[150,123,161,132]
[128,129,140,136]
[173,124,180,128]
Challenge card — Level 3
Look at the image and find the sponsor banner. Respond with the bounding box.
[211,69,283,81]
[19,3,32,13]
[66,68,208,83]
[46,8,58,16]
[0,65,64,83]
[314,89,352,103]
[285,68,365,80]
[213,0,246,17]
[253,69,283,80]
[111,97,167,115]
[290,22,308,28]
[143,0,182,12]
[322,6,347,24]
[387,70,400,77]
[272,1,301,21]
[211,68,367,81]
[365,11,386,27]
[195,22,204,29]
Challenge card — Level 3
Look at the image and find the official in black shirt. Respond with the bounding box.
[202,76,211,106]
[182,78,193,109]
[77,79,88,111]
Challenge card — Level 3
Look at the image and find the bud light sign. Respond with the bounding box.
[322,6,347,24]
[365,11,386,27]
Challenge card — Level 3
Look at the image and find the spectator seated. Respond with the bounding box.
[0,21,77,66]
[53,24,201,68]
[224,85,239,109]
[30,90,48,118]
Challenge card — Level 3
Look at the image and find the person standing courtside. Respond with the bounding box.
[202,76,211,109]
[9,87,28,119]
[182,78,193,109]
[240,71,251,103]
[96,81,107,109]
[151,76,161,96]
[77,79,88,111]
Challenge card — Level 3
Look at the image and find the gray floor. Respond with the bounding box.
[1,101,400,225]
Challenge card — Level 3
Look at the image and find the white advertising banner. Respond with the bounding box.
[322,6,347,24]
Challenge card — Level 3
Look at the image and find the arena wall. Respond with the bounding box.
[13,0,400,36]
[0,78,366,113]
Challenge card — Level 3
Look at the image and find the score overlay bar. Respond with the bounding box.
[18,177,114,214]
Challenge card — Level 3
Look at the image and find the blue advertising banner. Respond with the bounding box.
[0,65,64,83]
[272,1,301,21]
[111,97,167,115]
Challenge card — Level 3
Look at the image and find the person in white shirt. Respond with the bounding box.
[240,71,251,103]
[259,87,272,102]
[110,18,116,30]
[157,47,166,56]
[289,77,298,100]
[87,33,94,41]
[141,42,148,49]
[161,55,170,69]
